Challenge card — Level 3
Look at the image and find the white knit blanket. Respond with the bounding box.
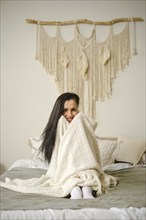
[0,113,118,197]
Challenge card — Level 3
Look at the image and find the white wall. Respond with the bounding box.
[1,0,145,173]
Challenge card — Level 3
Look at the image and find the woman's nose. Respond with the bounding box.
[67,110,72,117]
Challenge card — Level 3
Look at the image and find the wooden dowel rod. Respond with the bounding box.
[26,17,144,26]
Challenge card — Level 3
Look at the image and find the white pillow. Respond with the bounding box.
[97,137,118,167]
[28,136,48,168]
[115,137,146,165]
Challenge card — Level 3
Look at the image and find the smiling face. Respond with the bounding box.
[63,99,79,123]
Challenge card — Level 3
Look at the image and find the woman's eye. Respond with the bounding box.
[72,109,78,113]
[63,109,67,113]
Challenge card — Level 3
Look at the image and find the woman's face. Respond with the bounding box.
[63,99,79,123]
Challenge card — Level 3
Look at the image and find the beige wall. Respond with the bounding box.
[1,0,145,173]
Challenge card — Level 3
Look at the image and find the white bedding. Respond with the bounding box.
[2,114,119,198]
[1,207,146,220]
[1,159,145,220]
[8,159,49,170]
[8,158,133,171]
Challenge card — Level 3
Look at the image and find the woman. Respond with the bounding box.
[1,92,118,199]
[41,93,80,164]
[41,92,95,199]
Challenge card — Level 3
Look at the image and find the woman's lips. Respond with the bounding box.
[67,118,73,122]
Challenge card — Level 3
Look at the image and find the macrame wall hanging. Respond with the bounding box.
[26,17,144,119]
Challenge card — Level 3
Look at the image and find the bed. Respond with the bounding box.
[0,136,146,220]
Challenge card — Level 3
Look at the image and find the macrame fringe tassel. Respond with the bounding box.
[35,23,131,119]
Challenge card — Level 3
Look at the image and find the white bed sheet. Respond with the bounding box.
[1,207,146,220]
[8,159,134,171]
[8,159,49,170]
[1,159,145,220]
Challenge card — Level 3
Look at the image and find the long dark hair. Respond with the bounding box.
[41,92,80,163]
